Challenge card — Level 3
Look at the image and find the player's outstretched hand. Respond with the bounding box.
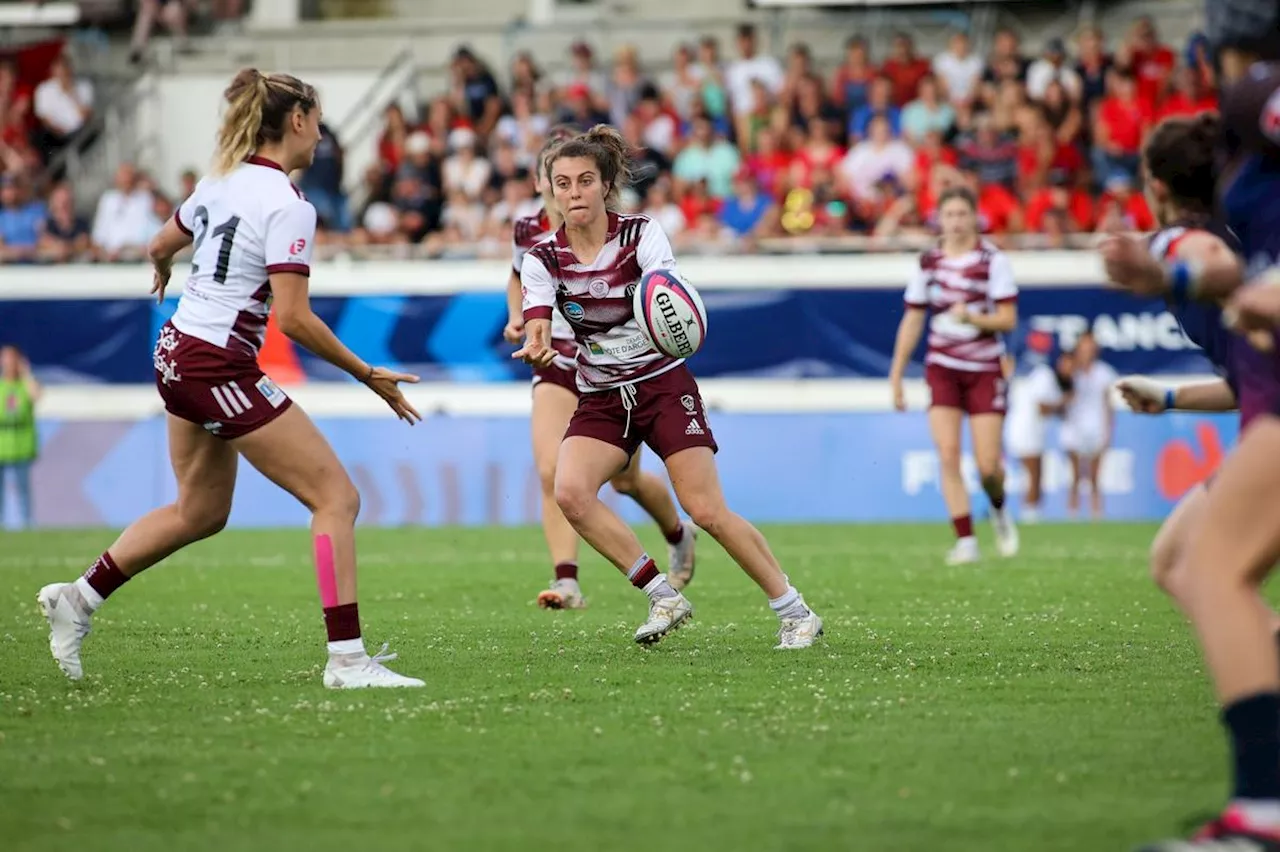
[1114,376,1167,414]
[502,317,525,344]
[150,265,172,304]
[890,378,907,412]
[1099,232,1166,296]
[363,367,422,424]
[512,320,556,368]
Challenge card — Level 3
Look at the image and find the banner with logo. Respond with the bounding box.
[6,409,1234,530]
[0,287,1213,385]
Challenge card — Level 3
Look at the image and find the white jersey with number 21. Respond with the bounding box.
[170,156,316,357]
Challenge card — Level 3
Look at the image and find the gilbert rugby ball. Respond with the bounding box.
[633,269,708,359]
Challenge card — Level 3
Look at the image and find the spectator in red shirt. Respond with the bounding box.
[1024,171,1095,233]
[1157,66,1217,121]
[743,127,792,198]
[1096,171,1155,231]
[880,33,931,107]
[1118,16,1175,109]
[1091,69,1151,185]
[794,117,845,186]
[913,129,958,189]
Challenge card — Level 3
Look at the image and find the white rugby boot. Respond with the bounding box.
[323,643,425,689]
[945,537,981,565]
[537,578,587,610]
[634,592,693,645]
[667,524,697,591]
[776,607,824,650]
[37,582,93,681]
[992,508,1020,558]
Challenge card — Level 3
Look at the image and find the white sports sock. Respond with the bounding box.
[327,638,365,657]
[73,577,104,613]
[769,586,809,620]
[642,574,677,600]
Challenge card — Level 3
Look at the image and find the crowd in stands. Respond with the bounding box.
[337,16,1215,256]
[0,15,1221,263]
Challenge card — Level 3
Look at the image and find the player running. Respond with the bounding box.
[513,124,823,649]
[1100,12,1280,846]
[503,129,695,610]
[889,187,1020,564]
[37,69,424,690]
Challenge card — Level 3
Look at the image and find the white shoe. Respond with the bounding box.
[38,582,92,681]
[323,643,425,689]
[537,578,587,610]
[776,607,823,650]
[945,537,980,565]
[634,592,693,645]
[668,525,697,591]
[992,509,1020,558]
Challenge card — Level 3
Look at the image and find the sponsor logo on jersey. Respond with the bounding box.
[1262,88,1280,144]
[290,238,307,256]
[563,301,585,322]
[255,375,287,408]
[588,278,610,298]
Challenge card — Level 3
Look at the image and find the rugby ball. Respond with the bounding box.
[633,269,708,359]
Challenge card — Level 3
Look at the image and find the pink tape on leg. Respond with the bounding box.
[313,534,340,609]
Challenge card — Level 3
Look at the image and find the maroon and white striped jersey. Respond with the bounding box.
[904,239,1017,373]
[170,155,316,357]
[521,212,681,392]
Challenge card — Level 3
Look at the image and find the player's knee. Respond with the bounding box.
[180,500,230,541]
[319,476,361,525]
[1149,539,1179,596]
[980,470,1003,492]
[554,477,595,523]
[680,494,726,535]
[537,459,558,495]
[936,443,962,470]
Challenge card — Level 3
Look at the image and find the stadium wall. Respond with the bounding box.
[0,252,1225,529]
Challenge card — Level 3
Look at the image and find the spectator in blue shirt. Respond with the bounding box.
[848,76,902,141]
[0,175,46,263]
[297,121,351,232]
[718,169,772,239]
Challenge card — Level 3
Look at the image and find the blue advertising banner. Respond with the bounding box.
[5,410,1234,530]
[0,287,1211,385]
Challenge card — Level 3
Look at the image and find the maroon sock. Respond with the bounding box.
[323,603,361,642]
[951,515,974,539]
[554,561,578,581]
[82,551,130,600]
[663,522,685,546]
[628,556,659,590]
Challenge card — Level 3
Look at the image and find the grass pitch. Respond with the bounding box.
[0,523,1239,852]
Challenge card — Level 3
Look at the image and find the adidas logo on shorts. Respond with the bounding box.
[685,418,704,436]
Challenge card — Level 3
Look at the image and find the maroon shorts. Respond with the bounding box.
[532,363,580,398]
[153,322,293,440]
[565,365,718,460]
[926,362,1007,415]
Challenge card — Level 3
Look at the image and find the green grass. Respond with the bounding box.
[0,523,1240,852]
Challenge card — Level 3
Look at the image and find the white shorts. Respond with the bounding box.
[1005,418,1045,459]
[1060,423,1108,458]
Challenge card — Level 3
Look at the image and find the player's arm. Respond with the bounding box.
[266,201,420,422]
[513,251,556,367]
[890,264,930,406]
[504,235,528,344]
[146,217,194,302]
[1114,375,1238,413]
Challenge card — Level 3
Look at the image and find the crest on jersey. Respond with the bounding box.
[588,278,610,298]
[290,238,307,257]
[1262,88,1280,144]
[680,394,696,413]
[562,301,585,322]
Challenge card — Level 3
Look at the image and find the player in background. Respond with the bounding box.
[1059,330,1117,519]
[1100,15,1280,846]
[36,69,424,690]
[513,125,823,648]
[889,187,1020,565]
[502,130,695,610]
[1003,331,1069,523]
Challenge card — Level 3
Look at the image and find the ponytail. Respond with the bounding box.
[212,68,318,175]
